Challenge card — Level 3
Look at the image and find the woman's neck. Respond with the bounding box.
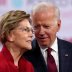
[5,42,25,66]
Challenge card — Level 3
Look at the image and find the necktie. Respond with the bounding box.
[47,48,58,72]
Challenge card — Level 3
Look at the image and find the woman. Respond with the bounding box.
[0,10,34,72]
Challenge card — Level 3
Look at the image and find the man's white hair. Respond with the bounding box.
[32,2,60,20]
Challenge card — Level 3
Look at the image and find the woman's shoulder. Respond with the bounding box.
[0,52,5,61]
[0,52,9,71]
[0,52,8,65]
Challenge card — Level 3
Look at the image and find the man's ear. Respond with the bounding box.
[57,20,61,32]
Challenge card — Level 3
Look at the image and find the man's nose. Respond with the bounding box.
[39,26,45,35]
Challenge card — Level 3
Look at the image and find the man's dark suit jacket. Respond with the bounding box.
[24,38,72,72]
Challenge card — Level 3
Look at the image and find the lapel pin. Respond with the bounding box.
[65,54,68,56]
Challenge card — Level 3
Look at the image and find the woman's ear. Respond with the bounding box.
[7,31,15,42]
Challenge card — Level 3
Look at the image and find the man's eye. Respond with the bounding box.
[43,25,50,29]
[34,25,40,29]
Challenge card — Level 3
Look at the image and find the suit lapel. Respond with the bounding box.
[58,39,71,72]
[34,40,47,72]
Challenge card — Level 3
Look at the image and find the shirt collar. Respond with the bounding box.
[40,38,58,53]
[51,38,58,52]
[40,47,48,54]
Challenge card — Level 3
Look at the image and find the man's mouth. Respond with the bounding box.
[38,37,48,39]
[38,37,49,41]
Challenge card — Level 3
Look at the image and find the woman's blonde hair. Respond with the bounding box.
[0,10,30,43]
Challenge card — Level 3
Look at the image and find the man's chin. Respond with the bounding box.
[39,44,49,48]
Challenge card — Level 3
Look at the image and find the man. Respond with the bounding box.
[24,2,72,72]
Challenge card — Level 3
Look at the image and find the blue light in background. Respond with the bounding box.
[11,0,23,8]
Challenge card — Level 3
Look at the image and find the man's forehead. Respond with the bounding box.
[33,11,56,21]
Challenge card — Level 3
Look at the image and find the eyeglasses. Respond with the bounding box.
[17,27,34,33]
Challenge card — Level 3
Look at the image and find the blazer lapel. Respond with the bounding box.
[58,39,71,72]
[34,41,47,72]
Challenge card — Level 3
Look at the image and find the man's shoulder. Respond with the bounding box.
[58,38,72,44]
[58,38,72,48]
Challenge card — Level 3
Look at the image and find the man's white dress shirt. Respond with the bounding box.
[40,38,59,72]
